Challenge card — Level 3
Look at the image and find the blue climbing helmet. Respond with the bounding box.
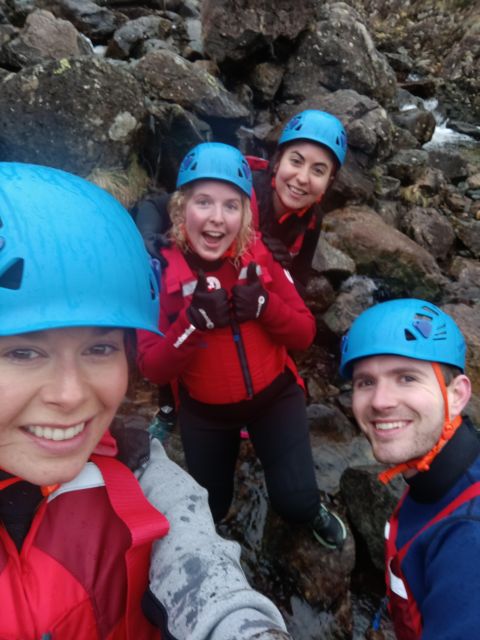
[278,109,347,167]
[0,162,160,336]
[340,298,466,378]
[176,142,252,197]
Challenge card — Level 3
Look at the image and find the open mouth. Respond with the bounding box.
[24,421,86,441]
[203,230,224,241]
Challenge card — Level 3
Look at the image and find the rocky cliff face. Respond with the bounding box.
[0,1,479,637]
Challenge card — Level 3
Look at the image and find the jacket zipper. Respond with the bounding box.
[230,318,254,399]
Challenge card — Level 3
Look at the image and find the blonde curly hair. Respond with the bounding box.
[168,183,254,264]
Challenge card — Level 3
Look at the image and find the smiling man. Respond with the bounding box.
[340,298,480,640]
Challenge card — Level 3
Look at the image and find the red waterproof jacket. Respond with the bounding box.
[137,235,315,404]
[0,456,169,640]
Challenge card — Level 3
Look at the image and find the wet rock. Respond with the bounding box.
[322,275,377,337]
[133,49,250,120]
[302,89,395,162]
[443,187,472,214]
[307,403,357,441]
[202,0,317,65]
[440,14,480,122]
[0,56,146,174]
[327,156,376,209]
[248,62,284,104]
[374,175,401,199]
[446,256,480,304]
[452,218,480,258]
[386,149,429,184]
[395,87,424,111]
[283,3,397,107]
[311,433,379,496]
[107,15,175,59]
[312,237,356,281]
[398,76,437,99]
[323,206,444,299]
[449,121,480,142]
[428,148,469,183]
[442,302,480,398]
[467,173,480,190]
[0,20,17,48]
[2,8,92,68]
[37,0,124,41]
[401,206,455,260]
[374,200,401,228]
[305,275,336,312]
[141,101,211,187]
[262,508,355,627]
[391,107,436,145]
[384,48,414,74]
[340,465,404,571]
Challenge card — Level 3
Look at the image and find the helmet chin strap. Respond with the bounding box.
[0,475,59,496]
[378,362,462,484]
[271,175,323,224]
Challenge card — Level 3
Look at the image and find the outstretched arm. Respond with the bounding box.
[138,441,291,640]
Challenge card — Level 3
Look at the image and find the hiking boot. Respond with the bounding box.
[148,404,176,443]
[311,503,347,550]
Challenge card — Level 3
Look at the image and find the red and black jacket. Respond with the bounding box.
[137,235,315,405]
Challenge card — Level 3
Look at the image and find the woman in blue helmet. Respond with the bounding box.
[137,142,347,551]
[136,110,346,431]
[0,162,293,640]
[340,299,480,639]
[135,109,347,289]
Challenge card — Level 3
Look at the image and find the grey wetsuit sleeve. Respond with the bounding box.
[138,440,291,640]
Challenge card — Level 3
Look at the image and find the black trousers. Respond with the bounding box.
[179,377,320,523]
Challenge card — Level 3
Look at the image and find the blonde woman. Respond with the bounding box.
[137,142,346,550]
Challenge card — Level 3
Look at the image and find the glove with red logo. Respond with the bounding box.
[187,270,230,330]
[231,262,269,323]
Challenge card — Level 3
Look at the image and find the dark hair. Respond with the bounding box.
[440,363,463,385]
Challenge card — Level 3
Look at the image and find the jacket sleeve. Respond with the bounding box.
[259,252,316,351]
[138,440,291,640]
[137,302,205,386]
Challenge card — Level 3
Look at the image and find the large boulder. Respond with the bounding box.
[282,3,397,107]
[202,0,317,65]
[0,56,146,175]
[133,49,249,121]
[1,8,92,68]
[36,0,125,41]
[322,205,445,299]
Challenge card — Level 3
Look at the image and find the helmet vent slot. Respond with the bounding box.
[404,329,417,341]
[149,274,156,300]
[0,215,3,228]
[0,257,24,290]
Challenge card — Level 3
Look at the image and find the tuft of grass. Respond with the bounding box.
[88,156,151,210]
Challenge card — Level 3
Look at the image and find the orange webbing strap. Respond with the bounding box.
[91,455,170,638]
[397,481,480,562]
[0,476,21,491]
[378,363,462,484]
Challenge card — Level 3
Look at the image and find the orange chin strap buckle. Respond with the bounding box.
[378,362,462,484]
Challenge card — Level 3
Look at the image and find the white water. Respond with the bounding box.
[400,95,478,149]
[417,97,478,150]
